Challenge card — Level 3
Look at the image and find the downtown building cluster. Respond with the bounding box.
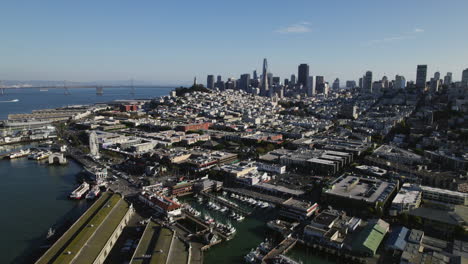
[206,59,468,101]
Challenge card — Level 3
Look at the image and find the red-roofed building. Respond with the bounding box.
[138,192,182,219]
[176,122,212,132]
[120,104,139,112]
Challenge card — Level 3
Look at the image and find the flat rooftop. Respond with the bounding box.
[69,197,130,264]
[130,221,172,264]
[325,175,396,204]
[255,182,305,196]
[36,192,113,264]
[37,193,131,264]
[313,211,339,227]
[282,198,314,210]
[392,185,421,205]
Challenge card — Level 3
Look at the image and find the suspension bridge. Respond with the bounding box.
[0,83,175,96]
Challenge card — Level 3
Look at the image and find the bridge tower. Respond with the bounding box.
[130,78,135,96]
[0,81,4,96]
[63,81,71,95]
[96,86,103,96]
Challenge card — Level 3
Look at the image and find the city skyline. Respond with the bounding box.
[1,0,468,84]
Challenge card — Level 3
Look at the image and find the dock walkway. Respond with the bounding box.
[199,192,251,215]
[262,237,297,263]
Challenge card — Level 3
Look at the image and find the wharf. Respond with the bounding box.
[199,192,251,215]
[222,187,285,205]
[262,237,297,263]
[182,212,231,242]
[0,151,14,159]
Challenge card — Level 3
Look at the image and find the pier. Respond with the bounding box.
[182,212,231,242]
[199,192,251,216]
[261,236,297,263]
[222,187,286,205]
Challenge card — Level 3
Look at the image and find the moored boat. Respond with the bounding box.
[85,185,101,200]
[69,182,90,199]
[9,149,31,159]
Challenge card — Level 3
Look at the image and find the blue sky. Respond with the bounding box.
[1,0,468,85]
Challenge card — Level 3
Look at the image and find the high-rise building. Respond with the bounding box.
[307,76,315,97]
[217,75,222,83]
[434,71,440,81]
[290,74,296,87]
[298,64,309,87]
[332,78,340,90]
[395,75,406,89]
[284,78,289,86]
[261,58,269,96]
[429,78,440,92]
[272,77,280,85]
[462,68,468,88]
[416,65,428,89]
[346,80,356,89]
[372,81,383,94]
[382,76,389,90]
[240,74,251,92]
[267,73,273,88]
[363,71,373,93]
[315,76,325,94]
[207,75,215,89]
[444,72,452,86]
[226,78,236,90]
[253,70,258,80]
[323,82,330,96]
[359,78,363,89]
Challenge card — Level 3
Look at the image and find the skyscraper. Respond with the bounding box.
[217,75,222,83]
[462,68,468,88]
[267,73,274,88]
[444,72,452,85]
[382,76,389,90]
[363,71,373,93]
[207,75,214,89]
[272,77,280,85]
[332,78,340,90]
[290,74,296,87]
[416,65,428,89]
[395,75,406,89]
[298,64,309,87]
[253,70,258,80]
[434,71,440,81]
[307,76,315,97]
[240,74,251,92]
[315,76,325,94]
[261,58,269,96]
[346,80,356,89]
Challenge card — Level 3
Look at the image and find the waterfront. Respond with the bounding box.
[0,87,173,120]
[0,157,87,264]
[182,193,332,264]
[286,243,335,264]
